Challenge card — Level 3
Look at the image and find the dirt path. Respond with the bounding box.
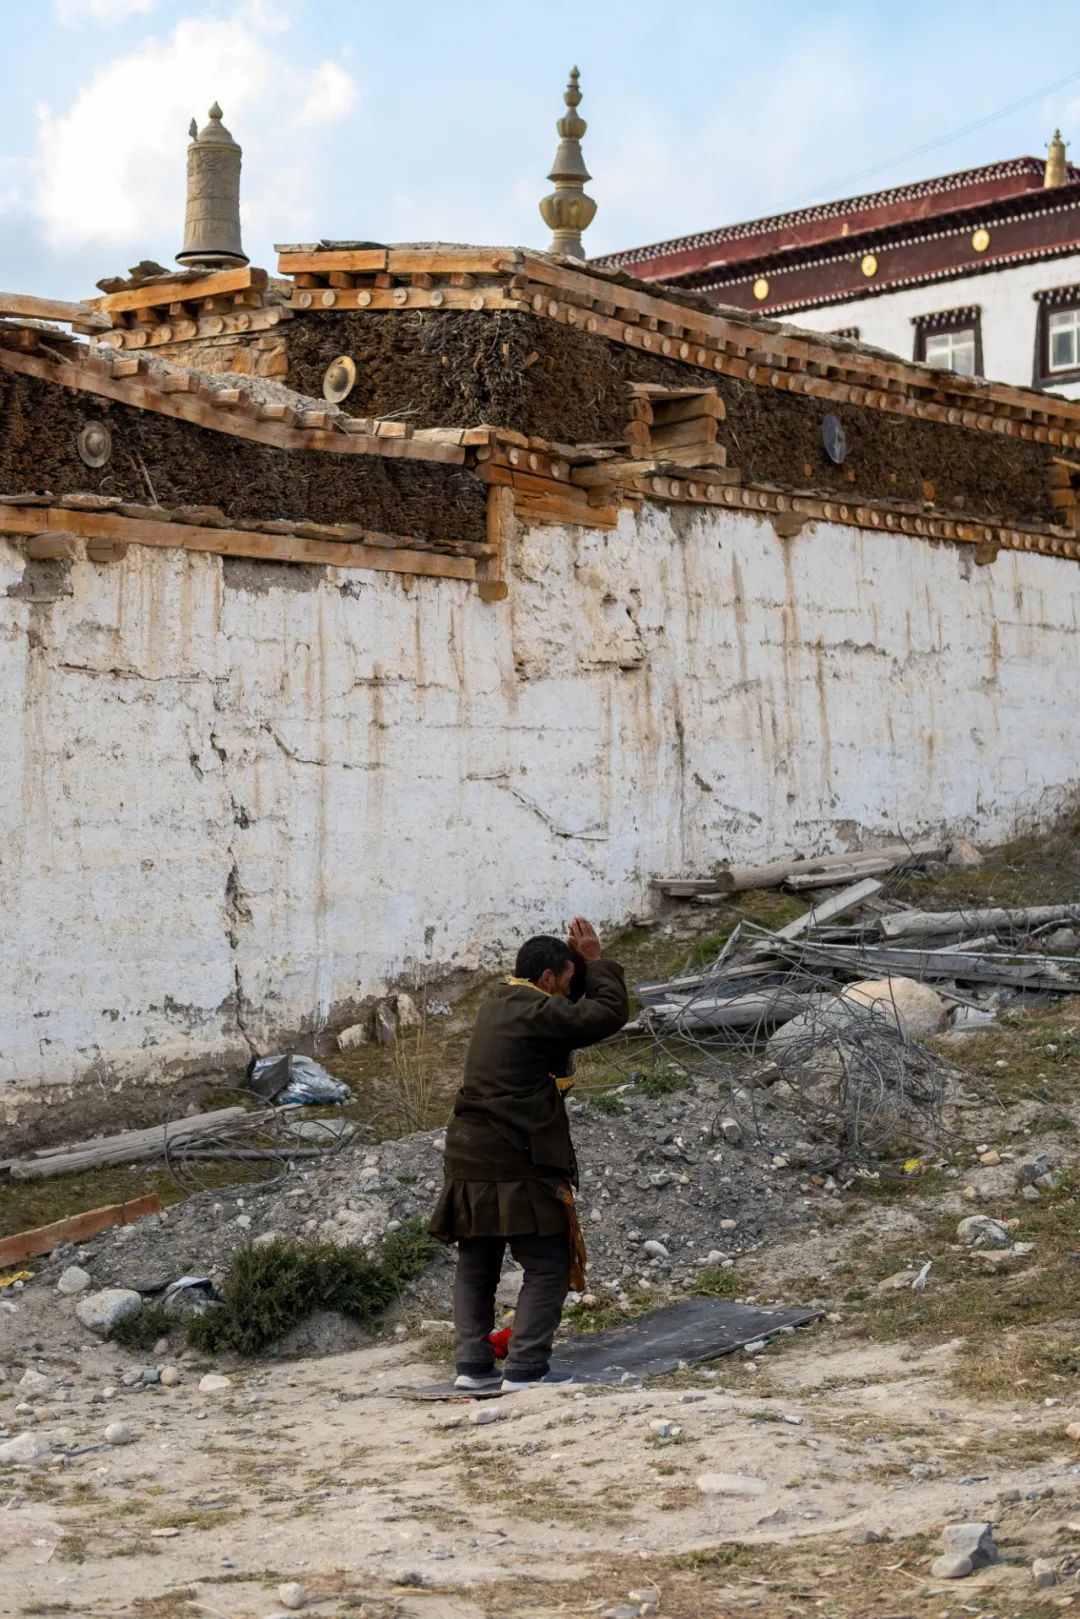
[4,1297,1076,1619]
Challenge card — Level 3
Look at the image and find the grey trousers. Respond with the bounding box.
[453,1233,571,1381]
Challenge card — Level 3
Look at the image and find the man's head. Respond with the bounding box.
[515,935,576,998]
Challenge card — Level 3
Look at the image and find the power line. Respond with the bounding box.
[775,65,1080,211]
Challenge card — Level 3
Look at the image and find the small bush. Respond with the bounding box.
[187,1220,438,1357]
[637,1065,692,1100]
[692,1266,743,1299]
[587,1089,626,1117]
[107,1303,174,1351]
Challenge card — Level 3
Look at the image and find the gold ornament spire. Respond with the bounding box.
[1045,128,1068,188]
[539,67,597,260]
[177,103,248,269]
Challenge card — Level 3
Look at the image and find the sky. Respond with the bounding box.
[2,0,1080,301]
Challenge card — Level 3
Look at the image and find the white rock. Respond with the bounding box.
[75,1288,143,1334]
[495,1269,524,1307]
[337,1021,370,1051]
[840,976,945,1037]
[277,1584,308,1611]
[696,1472,768,1496]
[19,1368,50,1392]
[470,1406,501,1426]
[717,1117,743,1143]
[57,1265,92,1296]
[650,1419,676,1437]
[104,1420,136,1445]
[395,992,422,1030]
[0,1431,51,1464]
[931,1553,973,1580]
[947,838,984,868]
[956,1215,1009,1248]
[159,1366,182,1387]
[719,1218,738,1232]
[1032,1559,1058,1589]
[643,1240,669,1260]
[198,1373,233,1393]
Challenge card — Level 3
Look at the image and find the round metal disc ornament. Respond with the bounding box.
[322,355,357,404]
[820,413,847,464]
[77,420,112,468]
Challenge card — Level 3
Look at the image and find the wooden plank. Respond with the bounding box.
[288,286,527,314]
[386,248,519,276]
[0,291,111,331]
[0,348,466,465]
[96,268,267,316]
[879,903,1080,940]
[783,859,897,890]
[772,877,886,941]
[0,1194,161,1265]
[0,504,478,581]
[652,393,727,424]
[655,841,945,896]
[277,249,388,275]
[766,936,1080,994]
[649,419,720,450]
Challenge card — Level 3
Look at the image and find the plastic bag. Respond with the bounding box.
[249,1053,352,1106]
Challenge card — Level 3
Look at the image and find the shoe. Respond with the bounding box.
[453,1372,502,1393]
[501,1371,574,1392]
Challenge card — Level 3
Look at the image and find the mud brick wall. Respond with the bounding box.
[284,310,1055,525]
[0,373,487,546]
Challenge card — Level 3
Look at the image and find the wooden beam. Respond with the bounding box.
[0,290,110,331]
[0,1194,161,1266]
[95,267,268,317]
[277,248,388,275]
[0,504,479,581]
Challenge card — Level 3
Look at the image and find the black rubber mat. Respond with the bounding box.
[402,1297,822,1399]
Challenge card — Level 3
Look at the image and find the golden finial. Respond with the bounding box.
[1045,129,1068,188]
[539,67,597,260]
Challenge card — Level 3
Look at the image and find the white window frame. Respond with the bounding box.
[1047,306,1080,374]
[922,327,977,375]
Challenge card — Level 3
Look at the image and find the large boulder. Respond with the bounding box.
[74,1288,142,1335]
[839,977,945,1038]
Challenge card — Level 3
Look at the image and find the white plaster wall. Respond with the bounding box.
[789,253,1080,396]
[2,508,1079,1105]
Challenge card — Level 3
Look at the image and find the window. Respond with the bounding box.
[1034,288,1080,386]
[912,307,982,377]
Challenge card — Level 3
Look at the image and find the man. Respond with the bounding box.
[430,916,629,1391]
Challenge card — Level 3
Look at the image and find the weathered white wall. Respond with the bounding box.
[2,505,1079,1106]
[790,252,1080,396]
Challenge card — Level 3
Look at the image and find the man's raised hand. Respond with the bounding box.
[568,916,602,963]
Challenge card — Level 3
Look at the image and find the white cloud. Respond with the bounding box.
[55,0,155,25]
[294,62,358,128]
[33,13,359,255]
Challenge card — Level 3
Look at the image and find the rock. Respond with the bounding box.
[1064,1421,1080,1441]
[930,1554,973,1580]
[947,838,984,868]
[395,992,422,1030]
[650,1419,676,1438]
[1021,1184,1041,1202]
[57,1265,91,1296]
[19,1368,49,1392]
[0,1431,51,1464]
[604,1607,640,1619]
[198,1373,233,1394]
[978,1150,1001,1166]
[877,1269,919,1291]
[696,1472,768,1496]
[643,1240,669,1260]
[337,1021,370,1051]
[152,1337,170,1357]
[852,1528,882,1544]
[1032,1559,1058,1589]
[628,1590,660,1607]
[495,1268,524,1307]
[956,1215,1009,1248]
[766,997,864,1067]
[374,1002,397,1046]
[840,976,946,1037]
[1043,928,1080,953]
[159,1366,182,1387]
[717,1117,743,1143]
[277,1584,308,1611]
[719,1218,738,1232]
[75,1288,143,1334]
[941,1522,999,1569]
[104,1421,136,1445]
[470,1406,500,1426]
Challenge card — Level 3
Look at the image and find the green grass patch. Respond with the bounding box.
[586,1089,627,1117]
[186,1220,438,1357]
[636,1064,692,1100]
[691,1266,743,1299]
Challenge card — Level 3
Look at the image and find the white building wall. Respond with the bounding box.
[2,506,1079,1111]
[788,253,1080,397]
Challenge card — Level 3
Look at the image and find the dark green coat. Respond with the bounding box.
[430,958,629,1240]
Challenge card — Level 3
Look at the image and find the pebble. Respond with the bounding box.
[152,1337,170,1357]
[470,1406,501,1426]
[696,1472,768,1496]
[643,1240,669,1260]
[159,1367,182,1387]
[604,1607,640,1619]
[719,1218,738,1231]
[277,1584,308,1611]
[717,1117,742,1143]
[104,1421,136,1445]
[1032,1558,1058,1589]
[56,1265,92,1296]
[852,1528,882,1543]
[151,1527,180,1539]
[199,1374,233,1394]
[649,1419,677,1438]
[628,1591,660,1607]
[18,1368,49,1393]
